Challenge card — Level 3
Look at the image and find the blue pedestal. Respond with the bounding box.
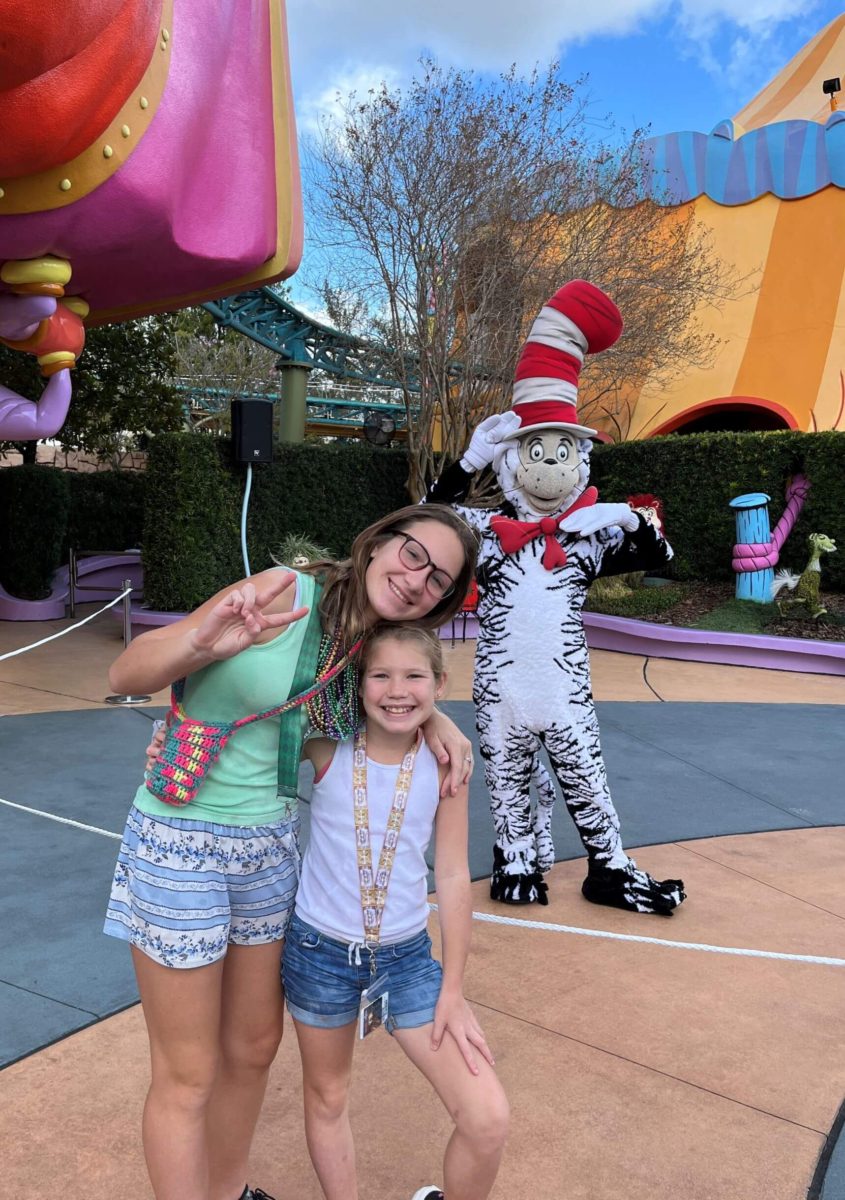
[730,493,773,603]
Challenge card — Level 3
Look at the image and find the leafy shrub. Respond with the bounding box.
[142,434,242,611]
[0,466,70,599]
[141,435,410,610]
[591,430,845,590]
[65,471,147,556]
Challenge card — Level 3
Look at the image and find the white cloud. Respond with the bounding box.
[286,0,668,103]
[285,0,828,124]
[296,64,402,134]
[672,0,825,87]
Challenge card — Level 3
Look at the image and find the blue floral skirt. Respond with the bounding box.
[104,804,300,969]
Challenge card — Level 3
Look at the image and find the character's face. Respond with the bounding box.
[513,430,580,513]
[811,533,837,555]
[633,505,659,530]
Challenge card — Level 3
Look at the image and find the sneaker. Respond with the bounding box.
[410,1189,444,1200]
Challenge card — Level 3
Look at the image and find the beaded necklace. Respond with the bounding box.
[306,626,362,740]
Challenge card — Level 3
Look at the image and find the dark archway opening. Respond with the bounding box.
[674,408,789,434]
[650,398,796,437]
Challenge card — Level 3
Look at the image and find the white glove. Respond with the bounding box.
[557,503,640,537]
[460,411,522,473]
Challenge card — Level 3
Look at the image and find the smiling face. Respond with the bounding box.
[360,635,443,739]
[513,430,580,514]
[364,518,466,623]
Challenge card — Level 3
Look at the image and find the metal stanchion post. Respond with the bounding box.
[68,546,77,619]
[104,580,152,705]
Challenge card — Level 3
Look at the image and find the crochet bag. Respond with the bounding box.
[145,595,356,808]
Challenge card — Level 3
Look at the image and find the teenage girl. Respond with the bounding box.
[104,505,479,1200]
[286,623,510,1200]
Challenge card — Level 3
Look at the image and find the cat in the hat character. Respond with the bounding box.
[427,280,686,914]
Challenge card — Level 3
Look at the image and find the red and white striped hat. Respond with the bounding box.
[511,280,623,438]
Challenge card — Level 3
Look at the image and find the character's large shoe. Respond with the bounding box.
[490,843,549,906]
[582,861,685,915]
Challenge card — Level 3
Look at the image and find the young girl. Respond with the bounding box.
[285,625,509,1200]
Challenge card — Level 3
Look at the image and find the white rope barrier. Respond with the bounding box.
[429,904,845,968]
[0,587,132,663]
[0,796,121,839]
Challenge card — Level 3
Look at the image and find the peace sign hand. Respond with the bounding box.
[190,571,310,661]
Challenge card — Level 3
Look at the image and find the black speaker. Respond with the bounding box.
[231,399,273,463]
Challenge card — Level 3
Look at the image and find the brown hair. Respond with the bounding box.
[359,623,445,681]
[301,503,478,646]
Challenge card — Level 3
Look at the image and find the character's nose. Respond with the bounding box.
[544,457,556,466]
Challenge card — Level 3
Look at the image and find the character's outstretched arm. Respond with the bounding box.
[591,512,674,579]
[0,294,79,440]
[0,370,72,440]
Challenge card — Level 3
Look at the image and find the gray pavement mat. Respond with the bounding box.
[1,701,843,1068]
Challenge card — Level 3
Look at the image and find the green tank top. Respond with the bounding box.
[133,571,318,826]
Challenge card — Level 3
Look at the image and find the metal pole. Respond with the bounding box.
[68,546,77,618]
[277,363,310,442]
[104,580,152,705]
[121,578,132,648]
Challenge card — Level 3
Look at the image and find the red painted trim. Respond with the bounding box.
[648,397,798,436]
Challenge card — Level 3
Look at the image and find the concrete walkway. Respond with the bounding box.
[1,606,843,1199]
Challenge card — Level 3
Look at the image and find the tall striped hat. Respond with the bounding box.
[511,280,623,438]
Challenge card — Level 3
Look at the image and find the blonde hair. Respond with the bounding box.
[359,623,445,681]
[300,504,478,646]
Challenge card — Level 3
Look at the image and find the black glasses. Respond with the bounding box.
[395,533,456,599]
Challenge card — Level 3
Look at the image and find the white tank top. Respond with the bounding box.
[295,736,441,944]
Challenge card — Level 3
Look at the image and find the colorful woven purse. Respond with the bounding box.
[145,597,361,808]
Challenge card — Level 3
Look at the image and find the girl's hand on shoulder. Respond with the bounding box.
[190,571,309,661]
[430,990,494,1074]
[422,709,474,798]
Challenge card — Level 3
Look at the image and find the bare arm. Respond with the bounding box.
[422,708,474,797]
[431,780,494,1073]
[108,568,309,695]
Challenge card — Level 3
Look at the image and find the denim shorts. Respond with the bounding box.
[282,912,443,1031]
[104,805,300,969]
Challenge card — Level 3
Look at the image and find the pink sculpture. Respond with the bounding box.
[0,0,302,439]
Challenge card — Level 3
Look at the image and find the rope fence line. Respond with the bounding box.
[0,587,131,664]
[0,801,839,966]
[429,904,845,968]
[0,796,122,839]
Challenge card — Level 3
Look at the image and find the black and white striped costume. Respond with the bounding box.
[429,454,685,912]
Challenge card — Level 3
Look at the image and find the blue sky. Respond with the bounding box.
[284,1,845,304]
[287,1,844,139]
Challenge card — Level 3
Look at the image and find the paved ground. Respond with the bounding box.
[1,606,844,1199]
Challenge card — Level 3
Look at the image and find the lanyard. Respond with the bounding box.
[352,727,418,960]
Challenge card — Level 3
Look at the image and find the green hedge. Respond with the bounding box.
[4,427,842,608]
[590,430,845,590]
[141,435,242,612]
[142,434,410,610]
[0,466,71,599]
[65,471,147,558]
[0,466,147,600]
[248,441,411,567]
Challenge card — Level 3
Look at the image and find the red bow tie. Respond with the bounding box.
[490,487,598,570]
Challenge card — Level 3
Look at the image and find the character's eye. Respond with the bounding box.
[528,440,544,462]
[556,441,571,463]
